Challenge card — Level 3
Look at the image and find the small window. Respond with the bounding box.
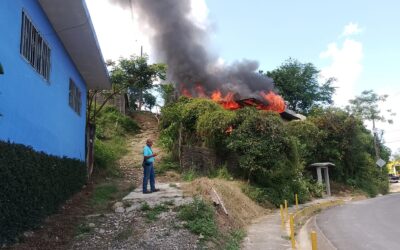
[69,79,82,116]
[20,11,51,80]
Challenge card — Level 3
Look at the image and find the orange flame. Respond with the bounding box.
[211,90,240,109]
[225,126,233,134]
[182,85,286,113]
[181,88,192,97]
[260,91,286,113]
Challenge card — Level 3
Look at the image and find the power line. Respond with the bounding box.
[385,140,400,144]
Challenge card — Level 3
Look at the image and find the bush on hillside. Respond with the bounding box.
[309,108,389,196]
[94,106,139,173]
[0,141,86,245]
[160,98,389,205]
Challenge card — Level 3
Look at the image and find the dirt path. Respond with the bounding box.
[118,112,164,188]
[69,112,199,250]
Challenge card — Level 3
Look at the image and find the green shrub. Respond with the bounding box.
[156,154,180,174]
[209,165,233,180]
[178,198,217,238]
[0,141,86,244]
[182,169,198,182]
[95,106,139,139]
[91,183,118,208]
[94,105,139,174]
[144,204,168,222]
[224,229,246,250]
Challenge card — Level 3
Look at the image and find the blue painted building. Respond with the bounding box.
[0,0,110,160]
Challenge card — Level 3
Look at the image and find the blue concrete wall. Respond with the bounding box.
[0,0,87,160]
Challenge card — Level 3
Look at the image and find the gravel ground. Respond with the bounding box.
[70,209,199,250]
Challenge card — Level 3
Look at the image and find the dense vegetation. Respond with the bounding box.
[94,106,139,175]
[160,97,389,206]
[0,141,86,244]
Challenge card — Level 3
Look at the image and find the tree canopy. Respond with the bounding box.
[265,58,335,115]
[110,55,167,111]
[347,90,395,124]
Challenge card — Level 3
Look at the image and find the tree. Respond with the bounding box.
[265,58,335,114]
[111,55,166,111]
[143,92,157,110]
[85,55,166,178]
[347,90,396,160]
[157,83,176,106]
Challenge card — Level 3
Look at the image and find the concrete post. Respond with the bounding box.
[324,167,331,196]
[316,167,322,184]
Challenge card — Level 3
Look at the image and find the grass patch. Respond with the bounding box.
[156,154,180,174]
[140,202,151,211]
[182,169,198,182]
[94,105,139,176]
[224,229,246,250]
[140,201,175,222]
[141,203,169,222]
[75,223,92,236]
[178,198,217,239]
[241,184,274,208]
[145,204,168,222]
[209,166,233,180]
[91,183,118,209]
[163,200,175,206]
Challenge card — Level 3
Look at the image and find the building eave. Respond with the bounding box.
[38,0,111,90]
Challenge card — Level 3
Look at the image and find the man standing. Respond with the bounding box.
[142,139,159,194]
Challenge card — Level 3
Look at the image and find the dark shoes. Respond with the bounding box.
[143,188,160,194]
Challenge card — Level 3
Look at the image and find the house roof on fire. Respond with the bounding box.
[280,109,306,121]
[38,0,111,90]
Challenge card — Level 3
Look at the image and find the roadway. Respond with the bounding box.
[316,193,400,250]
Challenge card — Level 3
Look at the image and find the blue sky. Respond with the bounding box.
[205,0,399,93]
[86,0,400,155]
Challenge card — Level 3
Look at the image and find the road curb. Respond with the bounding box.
[293,198,345,249]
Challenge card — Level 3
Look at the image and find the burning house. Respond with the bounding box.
[111,0,304,121]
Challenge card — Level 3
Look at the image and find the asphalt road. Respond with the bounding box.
[316,193,400,250]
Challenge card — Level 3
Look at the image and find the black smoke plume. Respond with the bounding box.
[110,0,274,98]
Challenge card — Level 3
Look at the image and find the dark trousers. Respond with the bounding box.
[143,162,155,192]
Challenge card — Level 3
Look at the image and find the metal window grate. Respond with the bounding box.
[20,11,51,80]
[69,79,82,116]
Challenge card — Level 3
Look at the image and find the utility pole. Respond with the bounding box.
[372,119,381,161]
[138,45,143,111]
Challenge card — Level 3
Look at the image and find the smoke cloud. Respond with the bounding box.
[110,0,274,98]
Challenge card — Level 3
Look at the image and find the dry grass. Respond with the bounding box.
[182,177,269,233]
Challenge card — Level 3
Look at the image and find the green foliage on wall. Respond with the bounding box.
[0,141,86,244]
[160,98,389,205]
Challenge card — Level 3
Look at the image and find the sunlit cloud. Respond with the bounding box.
[341,22,364,37]
[320,38,363,107]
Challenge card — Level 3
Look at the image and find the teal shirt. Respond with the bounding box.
[143,145,154,163]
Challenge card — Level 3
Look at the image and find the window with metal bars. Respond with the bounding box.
[20,11,51,80]
[69,79,82,116]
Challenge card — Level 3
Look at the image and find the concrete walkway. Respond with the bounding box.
[243,197,341,250]
[122,182,192,210]
[242,210,291,250]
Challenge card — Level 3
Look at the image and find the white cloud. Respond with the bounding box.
[320,39,363,107]
[341,22,364,37]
